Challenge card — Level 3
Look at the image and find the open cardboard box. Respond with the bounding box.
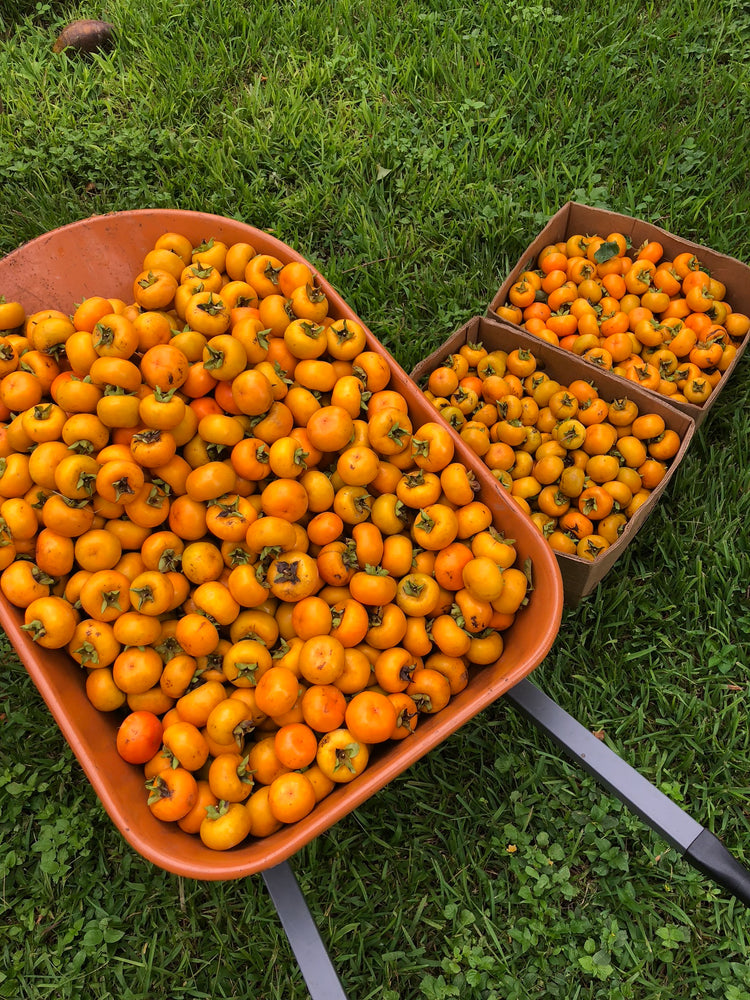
[411,315,695,606]
[487,202,750,429]
[0,210,564,879]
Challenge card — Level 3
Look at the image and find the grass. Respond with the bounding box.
[1,0,750,997]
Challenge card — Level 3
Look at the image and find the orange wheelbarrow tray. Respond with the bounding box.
[0,209,564,881]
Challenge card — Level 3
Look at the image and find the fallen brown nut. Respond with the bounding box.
[52,19,115,55]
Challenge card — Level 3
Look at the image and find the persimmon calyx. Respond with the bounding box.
[334,743,362,774]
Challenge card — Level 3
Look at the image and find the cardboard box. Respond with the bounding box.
[411,315,695,606]
[487,202,750,429]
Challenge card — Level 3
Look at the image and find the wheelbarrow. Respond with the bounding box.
[1,211,748,999]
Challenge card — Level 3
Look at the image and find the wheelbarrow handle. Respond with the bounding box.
[262,861,349,1000]
[684,829,750,907]
[506,678,750,908]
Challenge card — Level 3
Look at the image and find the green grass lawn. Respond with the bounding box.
[1,1,750,998]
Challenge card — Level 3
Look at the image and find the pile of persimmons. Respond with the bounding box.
[0,232,530,850]
[494,232,749,404]
[422,341,683,560]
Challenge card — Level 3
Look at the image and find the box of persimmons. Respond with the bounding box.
[487,202,750,430]
[411,314,695,606]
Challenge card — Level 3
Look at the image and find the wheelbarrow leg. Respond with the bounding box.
[262,861,349,1000]
[505,678,750,907]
